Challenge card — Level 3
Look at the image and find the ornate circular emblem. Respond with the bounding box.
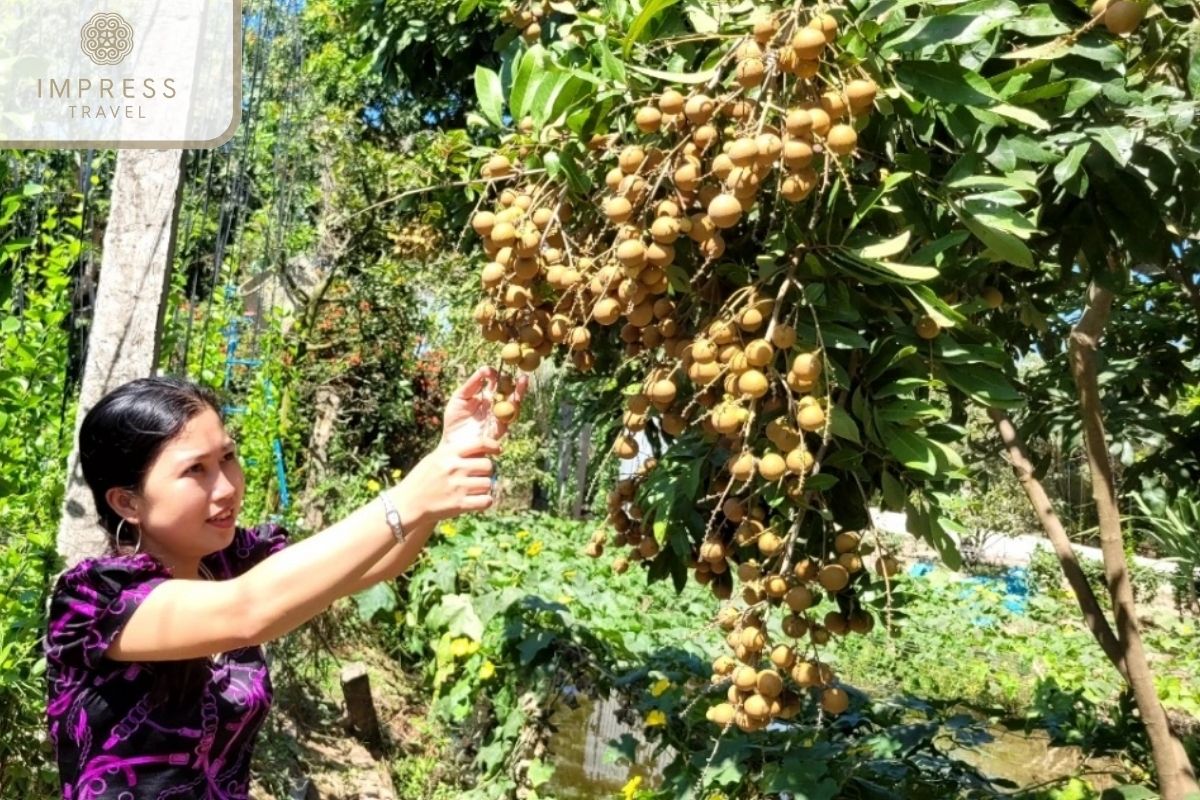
[80,12,134,66]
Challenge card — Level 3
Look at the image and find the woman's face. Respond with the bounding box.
[116,407,245,562]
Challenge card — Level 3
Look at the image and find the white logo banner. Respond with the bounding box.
[0,0,241,148]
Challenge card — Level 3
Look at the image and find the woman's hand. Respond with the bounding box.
[395,436,502,522]
[441,366,529,445]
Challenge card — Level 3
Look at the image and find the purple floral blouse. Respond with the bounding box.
[44,522,290,800]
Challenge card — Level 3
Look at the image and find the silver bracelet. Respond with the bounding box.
[378,490,407,545]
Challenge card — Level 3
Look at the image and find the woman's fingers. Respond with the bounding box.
[511,373,530,405]
[459,457,495,476]
[454,366,497,402]
[454,436,502,458]
[459,476,495,494]
[463,493,495,510]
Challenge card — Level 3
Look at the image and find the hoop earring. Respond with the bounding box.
[116,518,142,555]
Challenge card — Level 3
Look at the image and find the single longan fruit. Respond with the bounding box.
[915,315,941,340]
[1104,0,1145,34]
[821,687,850,715]
[707,193,743,229]
[826,124,858,157]
[659,89,685,115]
[818,563,850,593]
[796,403,825,432]
[834,532,861,554]
[635,106,662,133]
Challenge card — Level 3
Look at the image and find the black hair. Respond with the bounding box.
[79,375,223,549]
[77,375,224,710]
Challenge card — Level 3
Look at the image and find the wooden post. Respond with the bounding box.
[57,149,187,567]
[340,662,383,750]
[573,421,593,519]
[289,778,320,800]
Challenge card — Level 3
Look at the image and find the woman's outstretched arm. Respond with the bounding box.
[344,367,529,593]
[106,440,500,662]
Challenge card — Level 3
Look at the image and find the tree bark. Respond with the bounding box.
[988,408,1129,680]
[57,149,186,566]
[300,385,342,532]
[1068,282,1199,800]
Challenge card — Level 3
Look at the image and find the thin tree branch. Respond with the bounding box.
[1069,281,1198,799]
[988,407,1129,681]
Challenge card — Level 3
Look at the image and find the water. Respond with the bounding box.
[543,696,1125,798]
[545,693,672,799]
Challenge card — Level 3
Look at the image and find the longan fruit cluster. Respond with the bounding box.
[467,8,904,722]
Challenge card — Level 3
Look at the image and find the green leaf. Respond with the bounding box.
[1099,785,1159,800]
[509,46,541,120]
[1189,42,1200,99]
[531,72,588,125]
[907,501,962,570]
[1053,142,1090,186]
[885,2,1019,53]
[435,594,484,641]
[895,61,1000,107]
[859,230,911,260]
[351,583,397,623]
[1089,126,1136,167]
[830,249,939,284]
[686,4,718,33]
[875,399,945,423]
[908,284,967,327]
[882,470,907,511]
[623,0,680,57]
[455,0,481,22]
[593,40,626,84]
[940,363,1023,409]
[626,63,718,84]
[828,405,861,445]
[887,428,938,476]
[526,759,555,788]
[992,103,1050,130]
[474,66,504,128]
[955,206,1034,269]
[846,171,911,235]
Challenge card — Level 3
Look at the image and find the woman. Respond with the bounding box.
[44,366,524,799]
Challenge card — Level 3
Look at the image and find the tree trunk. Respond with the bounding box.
[57,149,187,567]
[300,385,342,532]
[573,421,593,520]
[1068,283,1199,799]
[988,408,1129,680]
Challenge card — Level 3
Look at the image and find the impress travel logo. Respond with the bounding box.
[0,1,241,148]
[80,13,135,66]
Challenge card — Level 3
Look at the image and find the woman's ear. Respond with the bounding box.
[105,487,141,525]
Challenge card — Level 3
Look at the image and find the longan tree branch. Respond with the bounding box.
[1068,282,1198,799]
[987,407,1128,679]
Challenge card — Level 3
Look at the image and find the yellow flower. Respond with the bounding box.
[439,521,457,538]
[563,569,576,580]
[621,776,642,800]
[526,540,544,557]
[644,709,667,727]
[555,593,573,605]
[467,546,483,559]
[391,468,402,479]
[480,660,496,680]
[366,478,381,493]
[450,637,473,657]
[650,678,671,697]
[515,529,531,540]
